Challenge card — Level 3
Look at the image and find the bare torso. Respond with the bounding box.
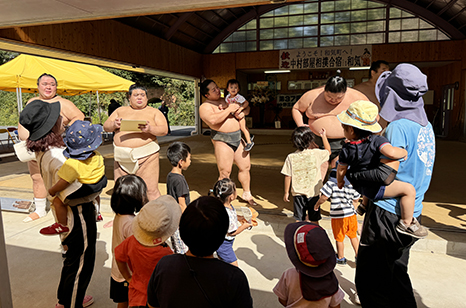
[200,98,241,132]
[299,87,369,138]
[353,81,380,108]
[18,96,84,140]
[353,81,387,128]
[109,106,160,148]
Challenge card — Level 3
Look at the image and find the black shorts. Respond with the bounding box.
[67,175,108,199]
[348,164,397,200]
[293,195,322,222]
[110,277,129,303]
[312,133,345,162]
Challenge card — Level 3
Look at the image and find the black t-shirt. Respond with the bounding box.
[166,173,190,205]
[147,254,253,308]
[339,135,390,173]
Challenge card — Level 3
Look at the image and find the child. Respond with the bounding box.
[314,168,360,265]
[281,126,331,224]
[110,175,148,308]
[336,100,428,238]
[40,120,106,235]
[224,79,254,151]
[274,222,345,307]
[147,196,253,307]
[166,141,191,254]
[211,178,252,266]
[115,195,181,307]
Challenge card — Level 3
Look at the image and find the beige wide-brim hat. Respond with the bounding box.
[132,195,181,247]
[337,100,382,133]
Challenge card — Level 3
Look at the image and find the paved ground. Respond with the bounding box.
[1,127,466,307]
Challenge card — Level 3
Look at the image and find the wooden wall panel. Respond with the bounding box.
[372,40,463,63]
[0,20,203,78]
[202,53,236,87]
[235,51,279,69]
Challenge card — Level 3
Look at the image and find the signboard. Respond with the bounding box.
[279,45,372,70]
[256,81,269,87]
[277,94,304,108]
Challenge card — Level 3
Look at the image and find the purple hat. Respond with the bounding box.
[376,63,429,126]
[63,120,103,160]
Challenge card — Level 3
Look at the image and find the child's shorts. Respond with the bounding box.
[110,277,129,303]
[293,195,322,222]
[331,215,358,242]
[217,238,237,263]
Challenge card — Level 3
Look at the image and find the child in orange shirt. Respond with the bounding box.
[115,195,181,307]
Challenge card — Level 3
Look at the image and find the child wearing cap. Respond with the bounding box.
[274,222,345,307]
[282,126,331,224]
[336,100,428,239]
[40,120,107,235]
[314,168,360,265]
[115,195,180,307]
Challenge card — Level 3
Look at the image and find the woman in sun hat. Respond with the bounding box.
[335,100,428,239]
[355,63,435,308]
[114,195,180,308]
[20,100,96,308]
[273,222,344,307]
[40,119,107,235]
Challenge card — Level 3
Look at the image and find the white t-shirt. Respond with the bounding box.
[281,149,329,198]
[225,204,239,241]
[225,93,246,105]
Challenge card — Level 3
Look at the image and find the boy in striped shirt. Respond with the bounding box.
[314,168,360,265]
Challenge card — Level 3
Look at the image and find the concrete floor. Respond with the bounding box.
[1,129,466,307]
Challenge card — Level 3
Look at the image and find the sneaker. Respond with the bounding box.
[354,292,361,305]
[40,223,69,235]
[82,295,94,307]
[244,142,254,151]
[250,134,255,142]
[96,214,103,222]
[356,203,367,216]
[396,217,428,239]
[55,295,93,308]
[336,254,347,265]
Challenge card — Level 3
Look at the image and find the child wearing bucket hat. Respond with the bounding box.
[40,120,107,235]
[336,100,428,239]
[273,222,345,307]
[115,195,180,307]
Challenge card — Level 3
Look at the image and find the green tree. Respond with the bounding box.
[0,52,196,127]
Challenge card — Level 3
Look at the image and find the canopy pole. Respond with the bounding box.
[19,88,22,111]
[96,91,101,124]
[15,88,23,116]
[15,88,20,116]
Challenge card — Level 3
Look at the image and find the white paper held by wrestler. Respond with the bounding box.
[120,119,147,131]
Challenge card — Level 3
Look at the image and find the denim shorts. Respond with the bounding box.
[217,238,237,263]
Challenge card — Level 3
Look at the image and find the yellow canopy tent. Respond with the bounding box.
[0,54,134,121]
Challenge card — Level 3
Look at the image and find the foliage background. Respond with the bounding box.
[0,51,195,127]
